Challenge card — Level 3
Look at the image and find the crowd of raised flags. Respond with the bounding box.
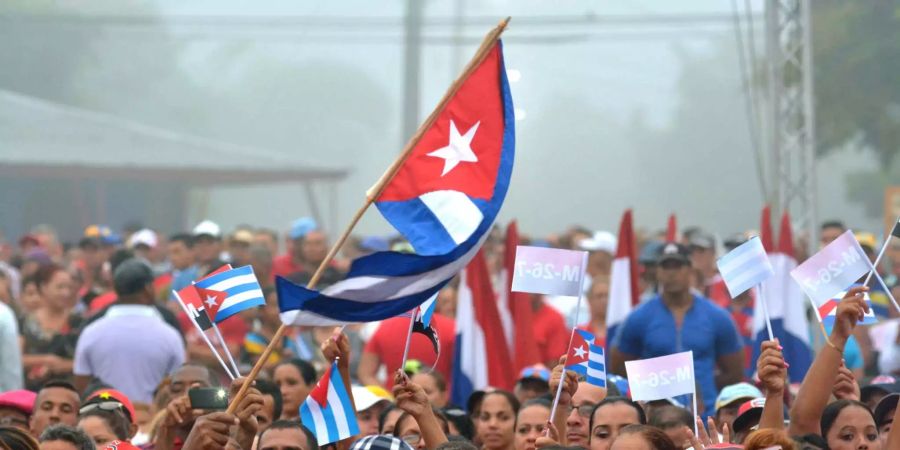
[0,19,900,450]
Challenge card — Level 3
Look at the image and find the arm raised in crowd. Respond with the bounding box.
[181,412,239,450]
[228,377,266,450]
[546,355,578,446]
[788,286,869,436]
[756,339,786,430]
[392,373,448,450]
[322,328,357,450]
[831,362,861,401]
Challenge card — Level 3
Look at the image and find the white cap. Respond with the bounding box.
[351,385,390,412]
[192,220,221,238]
[578,231,617,254]
[127,228,158,249]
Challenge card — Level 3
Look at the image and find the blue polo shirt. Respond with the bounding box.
[613,294,743,415]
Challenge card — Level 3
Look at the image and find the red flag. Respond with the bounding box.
[760,205,774,252]
[505,221,540,372]
[778,210,794,257]
[177,285,213,331]
[666,213,678,243]
[616,210,640,307]
[195,287,227,323]
[467,249,515,389]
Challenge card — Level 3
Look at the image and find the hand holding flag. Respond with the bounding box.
[300,362,359,446]
[564,329,607,388]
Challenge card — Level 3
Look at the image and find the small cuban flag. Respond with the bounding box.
[819,286,878,329]
[565,329,606,388]
[300,361,359,446]
[717,236,774,298]
[194,265,265,322]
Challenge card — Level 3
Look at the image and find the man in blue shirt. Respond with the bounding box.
[609,243,744,416]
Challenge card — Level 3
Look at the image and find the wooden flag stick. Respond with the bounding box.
[227,17,512,414]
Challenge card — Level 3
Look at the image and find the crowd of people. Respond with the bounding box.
[0,216,898,449]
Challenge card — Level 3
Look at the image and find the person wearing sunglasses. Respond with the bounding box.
[77,389,138,448]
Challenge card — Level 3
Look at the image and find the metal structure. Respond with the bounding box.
[765,0,817,251]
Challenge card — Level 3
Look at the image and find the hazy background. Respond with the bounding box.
[1,0,892,243]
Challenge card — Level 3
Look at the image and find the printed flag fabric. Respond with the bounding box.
[717,236,774,298]
[450,250,515,409]
[299,361,359,446]
[790,230,870,306]
[278,40,515,326]
[176,285,213,331]
[565,329,606,388]
[194,265,265,322]
[502,221,540,372]
[818,287,878,328]
[752,209,811,382]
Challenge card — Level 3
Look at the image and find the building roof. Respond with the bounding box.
[0,89,348,184]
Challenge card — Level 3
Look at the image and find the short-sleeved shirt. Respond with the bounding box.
[612,294,743,414]
[363,314,455,389]
[74,304,185,404]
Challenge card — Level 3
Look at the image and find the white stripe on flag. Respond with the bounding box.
[717,237,773,297]
[220,288,264,309]
[587,365,605,380]
[457,268,489,390]
[325,382,350,439]
[206,273,259,292]
[304,399,329,445]
[607,257,633,328]
[419,190,484,245]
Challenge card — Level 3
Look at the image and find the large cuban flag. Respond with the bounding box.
[278,40,515,325]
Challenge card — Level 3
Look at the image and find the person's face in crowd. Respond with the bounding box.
[689,245,715,275]
[656,260,693,297]
[566,383,607,447]
[412,373,446,408]
[476,394,516,450]
[20,281,42,313]
[40,440,79,450]
[0,406,29,431]
[589,403,641,450]
[80,243,105,270]
[168,240,194,271]
[301,231,328,266]
[254,232,279,257]
[30,387,80,437]
[587,251,613,277]
[821,226,844,248]
[257,394,277,430]
[609,432,653,450]
[513,385,544,405]
[78,415,119,448]
[435,286,458,319]
[357,403,386,437]
[825,405,880,450]
[168,366,213,398]
[514,405,549,450]
[654,407,692,448]
[381,408,404,435]
[40,270,75,311]
[193,235,221,265]
[274,364,310,419]
[229,241,251,266]
[588,279,609,323]
[715,402,744,434]
[259,427,312,450]
[398,416,426,450]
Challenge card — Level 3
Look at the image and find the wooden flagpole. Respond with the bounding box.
[227,17,512,413]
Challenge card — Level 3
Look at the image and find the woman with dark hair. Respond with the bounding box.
[610,424,676,450]
[78,407,135,448]
[273,358,317,421]
[0,425,40,450]
[379,404,404,435]
[820,400,880,450]
[514,398,550,450]
[476,391,519,450]
[20,264,81,389]
[392,373,449,450]
[588,397,646,450]
[442,407,475,440]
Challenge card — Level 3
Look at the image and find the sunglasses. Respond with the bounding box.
[79,401,126,418]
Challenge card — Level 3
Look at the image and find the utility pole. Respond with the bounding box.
[765,0,816,253]
[402,0,424,142]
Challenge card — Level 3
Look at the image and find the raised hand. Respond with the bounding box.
[831,286,869,345]
[547,356,578,406]
[757,339,787,394]
[392,376,431,419]
[181,412,239,450]
[321,327,351,368]
[832,362,861,401]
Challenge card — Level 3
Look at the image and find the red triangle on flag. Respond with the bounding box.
[195,287,227,322]
[565,332,590,366]
[309,365,332,407]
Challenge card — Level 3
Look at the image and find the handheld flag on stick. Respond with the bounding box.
[625,351,696,435]
[862,216,900,287]
[173,285,236,380]
[501,221,540,372]
[565,329,606,388]
[300,361,359,446]
[398,293,441,374]
[717,236,774,340]
[790,230,870,306]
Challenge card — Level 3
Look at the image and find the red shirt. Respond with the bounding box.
[272,254,303,279]
[576,324,607,349]
[364,314,456,389]
[533,303,569,365]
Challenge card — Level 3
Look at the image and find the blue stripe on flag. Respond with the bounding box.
[717,237,773,297]
[450,333,475,410]
[329,363,360,437]
[196,265,254,287]
[221,282,262,297]
[569,363,588,376]
[299,404,318,441]
[217,298,266,322]
[376,197,459,256]
[321,402,338,444]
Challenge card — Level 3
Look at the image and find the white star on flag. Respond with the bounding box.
[204,295,219,308]
[427,120,480,176]
[573,345,587,359]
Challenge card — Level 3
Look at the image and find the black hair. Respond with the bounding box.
[174,362,219,387]
[821,399,876,438]
[395,408,450,436]
[169,234,194,248]
[109,249,136,274]
[617,424,678,450]
[275,359,317,386]
[515,377,550,396]
[442,407,475,440]
[820,220,846,231]
[378,404,398,434]
[255,379,283,422]
[0,425,40,450]
[38,425,94,450]
[435,437,478,450]
[78,407,131,441]
[520,398,552,413]
[113,258,154,297]
[39,380,80,396]
[480,390,521,417]
[648,405,693,430]
[260,419,318,450]
[588,396,647,438]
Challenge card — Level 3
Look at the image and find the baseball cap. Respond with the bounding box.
[862,375,900,404]
[192,220,222,239]
[351,385,390,412]
[657,242,691,265]
[855,232,877,252]
[0,390,36,416]
[351,435,414,450]
[578,231,617,254]
[82,389,136,424]
[84,225,122,245]
[715,382,764,411]
[127,229,158,249]
[518,366,550,382]
[113,259,155,296]
[289,217,318,240]
[365,385,394,402]
[874,393,899,427]
[639,241,664,265]
[731,398,766,433]
[230,229,254,245]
